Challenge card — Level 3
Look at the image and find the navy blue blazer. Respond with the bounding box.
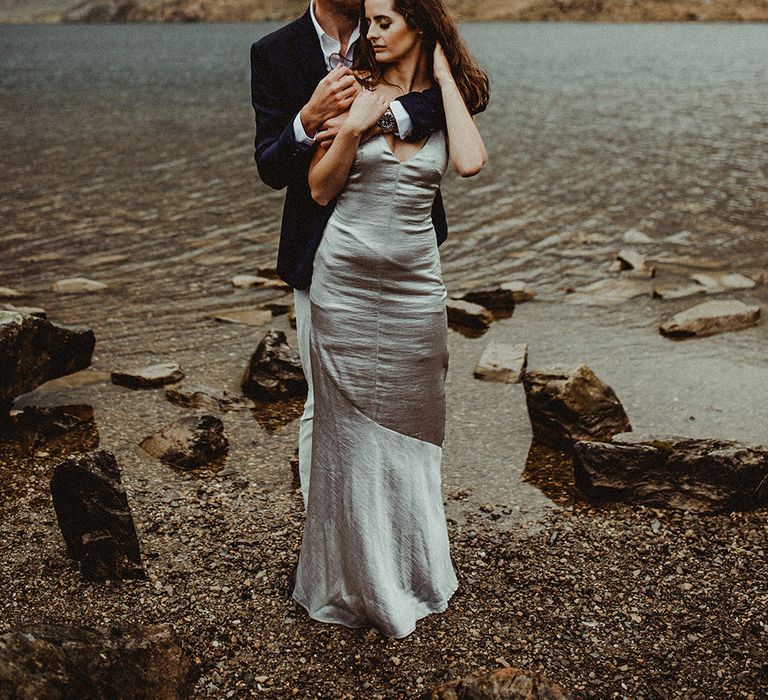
[250,9,448,290]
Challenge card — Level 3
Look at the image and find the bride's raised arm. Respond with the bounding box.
[308,89,390,206]
[433,43,487,177]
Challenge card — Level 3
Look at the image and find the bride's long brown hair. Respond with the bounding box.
[352,0,490,114]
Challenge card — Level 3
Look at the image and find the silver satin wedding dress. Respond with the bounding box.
[291,128,459,639]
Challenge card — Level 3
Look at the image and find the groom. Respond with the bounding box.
[250,0,449,511]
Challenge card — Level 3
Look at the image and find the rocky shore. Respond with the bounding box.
[3,0,768,24]
[2,422,766,697]
[1,290,766,696]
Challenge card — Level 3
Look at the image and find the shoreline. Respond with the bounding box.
[2,427,766,697]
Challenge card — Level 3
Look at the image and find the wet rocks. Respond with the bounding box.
[421,666,573,699]
[622,228,654,244]
[659,299,761,338]
[50,449,146,580]
[521,364,632,451]
[1,303,47,317]
[610,248,655,277]
[563,277,653,305]
[0,622,197,699]
[573,433,768,513]
[111,362,184,389]
[210,308,273,327]
[689,271,756,292]
[0,310,95,407]
[51,277,108,293]
[231,273,287,289]
[652,282,708,300]
[165,383,254,412]
[256,296,293,317]
[453,280,535,310]
[653,272,757,300]
[241,329,307,402]
[474,342,528,383]
[139,414,228,469]
[446,299,494,331]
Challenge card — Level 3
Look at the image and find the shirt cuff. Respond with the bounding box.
[293,111,316,146]
[389,100,412,139]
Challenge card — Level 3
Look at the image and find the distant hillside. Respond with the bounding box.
[2,0,767,23]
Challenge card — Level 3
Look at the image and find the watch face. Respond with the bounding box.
[378,110,397,132]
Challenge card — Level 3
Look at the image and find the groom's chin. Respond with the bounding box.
[330,0,360,17]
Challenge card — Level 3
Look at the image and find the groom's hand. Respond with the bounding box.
[315,112,349,148]
[300,67,360,139]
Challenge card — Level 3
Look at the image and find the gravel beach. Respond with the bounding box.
[2,422,766,698]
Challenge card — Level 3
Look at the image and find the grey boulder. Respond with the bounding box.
[241,329,307,402]
[573,433,768,513]
[0,310,95,408]
[521,364,632,451]
[659,299,760,338]
[140,415,228,469]
[0,622,197,699]
[50,449,145,580]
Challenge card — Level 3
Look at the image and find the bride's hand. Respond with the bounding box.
[433,42,453,86]
[343,89,389,136]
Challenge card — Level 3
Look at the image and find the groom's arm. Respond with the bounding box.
[395,85,488,143]
[250,41,314,190]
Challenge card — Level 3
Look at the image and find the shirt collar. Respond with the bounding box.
[309,1,360,61]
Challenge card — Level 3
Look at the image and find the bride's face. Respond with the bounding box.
[364,0,422,64]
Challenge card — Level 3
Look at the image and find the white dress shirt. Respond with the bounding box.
[292,0,413,144]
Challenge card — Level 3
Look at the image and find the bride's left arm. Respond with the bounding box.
[434,43,487,178]
[309,89,390,206]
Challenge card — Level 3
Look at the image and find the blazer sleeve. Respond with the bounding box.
[395,85,489,143]
[250,40,314,190]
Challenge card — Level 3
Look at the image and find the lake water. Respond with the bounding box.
[1,22,766,519]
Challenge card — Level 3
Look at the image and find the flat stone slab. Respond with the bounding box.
[689,271,756,292]
[622,228,654,244]
[564,277,653,306]
[659,299,761,338]
[111,362,185,389]
[573,433,768,513]
[446,299,494,330]
[2,303,46,317]
[0,286,22,298]
[256,296,293,316]
[232,273,289,290]
[474,342,528,383]
[452,280,535,309]
[611,248,654,277]
[51,277,108,293]
[165,383,254,412]
[210,308,273,327]
[652,283,708,300]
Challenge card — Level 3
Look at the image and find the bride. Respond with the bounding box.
[292,0,489,639]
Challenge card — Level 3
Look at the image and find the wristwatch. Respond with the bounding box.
[377,107,397,134]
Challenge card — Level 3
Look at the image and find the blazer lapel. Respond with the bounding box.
[293,8,329,93]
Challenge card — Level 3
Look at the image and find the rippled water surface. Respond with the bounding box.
[2,22,766,517]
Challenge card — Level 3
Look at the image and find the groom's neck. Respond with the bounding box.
[313,0,358,49]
